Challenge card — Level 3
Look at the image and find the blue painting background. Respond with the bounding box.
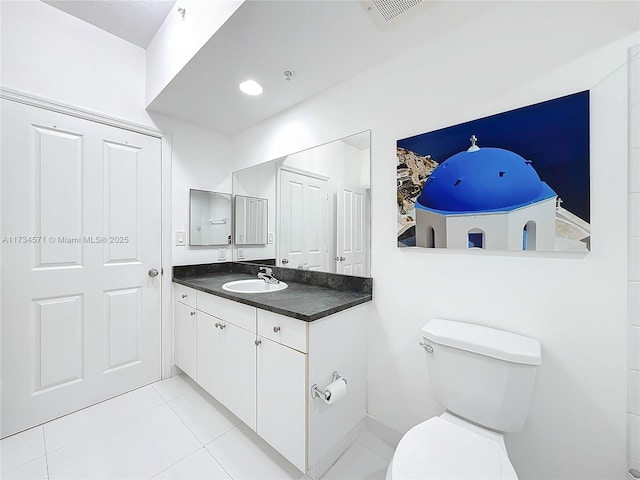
[397,90,590,222]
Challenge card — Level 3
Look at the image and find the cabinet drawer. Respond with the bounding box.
[197,291,256,333]
[257,310,308,353]
[174,283,196,308]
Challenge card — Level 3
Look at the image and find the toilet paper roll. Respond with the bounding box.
[323,377,347,404]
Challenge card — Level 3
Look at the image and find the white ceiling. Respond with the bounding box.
[43,0,176,48]
[39,0,505,135]
[147,0,498,135]
[40,1,640,136]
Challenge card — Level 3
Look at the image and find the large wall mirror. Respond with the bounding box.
[232,130,371,277]
[189,189,232,246]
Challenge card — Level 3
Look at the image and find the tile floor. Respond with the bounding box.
[0,375,392,480]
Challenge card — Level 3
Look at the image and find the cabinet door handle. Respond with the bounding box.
[181,294,187,299]
[215,322,220,328]
[219,323,226,329]
[190,311,196,316]
[273,325,280,333]
[255,339,262,346]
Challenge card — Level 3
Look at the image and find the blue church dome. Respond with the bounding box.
[416,145,556,213]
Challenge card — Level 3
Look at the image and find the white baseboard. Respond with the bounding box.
[308,417,366,480]
[365,414,403,448]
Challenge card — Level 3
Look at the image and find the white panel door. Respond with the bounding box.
[279,169,329,271]
[336,185,368,276]
[0,100,162,437]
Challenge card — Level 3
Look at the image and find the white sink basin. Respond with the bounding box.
[222,279,288,294]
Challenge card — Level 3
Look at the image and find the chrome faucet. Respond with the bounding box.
[257,267,279,284]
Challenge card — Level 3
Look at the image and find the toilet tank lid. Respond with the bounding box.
[422,319,542,365]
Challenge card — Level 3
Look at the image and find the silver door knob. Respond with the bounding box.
[273,326,280,333]
[190,311,196,316]
[281,258,289,264]
[339,257,346,262]
[255,339,262,346]
[148,268,159,277]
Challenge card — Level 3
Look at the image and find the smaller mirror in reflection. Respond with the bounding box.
[235,195,268,245]
[189,189,232,246]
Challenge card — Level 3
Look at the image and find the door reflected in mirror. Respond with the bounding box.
[189,189,232,246]
[234,195,268,245]
[232,130,371,277]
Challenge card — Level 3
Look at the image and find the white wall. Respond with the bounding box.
[145,0,243,105]
[627,44,640,477]
[0,0,150,126]
[150,113,233,267]
[228,2,640,478]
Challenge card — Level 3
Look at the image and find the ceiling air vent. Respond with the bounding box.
[371,0,423,22]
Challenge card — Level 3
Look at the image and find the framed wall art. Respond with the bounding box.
[397,91,590,252]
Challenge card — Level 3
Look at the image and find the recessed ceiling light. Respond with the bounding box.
[239,80,263,96]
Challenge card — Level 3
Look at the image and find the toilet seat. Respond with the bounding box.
[389,415,518,479]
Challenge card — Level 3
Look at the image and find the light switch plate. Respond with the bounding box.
[175,231,186,246]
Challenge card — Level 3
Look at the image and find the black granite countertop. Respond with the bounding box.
[173,263,373,322]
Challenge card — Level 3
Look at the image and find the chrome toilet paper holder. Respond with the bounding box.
[311,371,347,402]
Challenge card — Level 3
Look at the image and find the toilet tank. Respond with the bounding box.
[422,319,542,432]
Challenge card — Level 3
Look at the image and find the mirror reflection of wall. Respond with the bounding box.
[189,189,232,246]
[231,130,371,277]
[233,161,277,261]
[234,195,268,245]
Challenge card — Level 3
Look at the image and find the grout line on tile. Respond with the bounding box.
[202,445,234,480]
[147,446,210,480]
[318,443,357,480]
[44,402,169,456]
[0,427,49,476]
[41,425,51,480]
[151,383,170,405]
[204,424,239,444]
[162,396,233,447]
[151,383,178,404]
[356,440,393,463]
[42,385,166,455]
[164,386,241,445]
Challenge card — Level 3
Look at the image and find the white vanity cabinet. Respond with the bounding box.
[196,291,257,430]
[195,311,223,400]
[172,282,367,478]
[221,319,257,429]
[256,310,308,472]
[173,284,197,379]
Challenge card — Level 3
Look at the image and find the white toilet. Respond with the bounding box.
[386,319,542,479]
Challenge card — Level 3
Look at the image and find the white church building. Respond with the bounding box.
[415,137,558,251]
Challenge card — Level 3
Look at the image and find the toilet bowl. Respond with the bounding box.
[386,412,517,479]
[386,319,542,480]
